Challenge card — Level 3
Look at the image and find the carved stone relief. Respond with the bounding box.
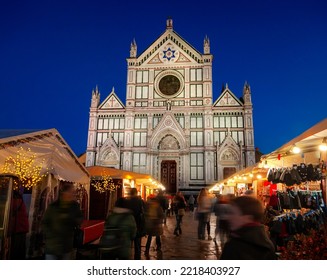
[159,135,180,150]
[221,149,238,161]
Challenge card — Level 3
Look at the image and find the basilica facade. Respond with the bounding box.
[86,19,255,194]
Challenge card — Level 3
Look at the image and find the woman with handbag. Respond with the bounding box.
[173,191,186,236]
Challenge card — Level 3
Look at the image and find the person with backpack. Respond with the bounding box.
[99,197,136,260]
[144,196,164,255]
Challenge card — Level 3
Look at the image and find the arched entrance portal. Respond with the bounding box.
[161,160,177,194]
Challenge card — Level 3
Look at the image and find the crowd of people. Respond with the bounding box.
[95,187,276,260]
[12,182,276,260]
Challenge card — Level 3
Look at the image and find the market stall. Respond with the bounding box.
[0,129,90,259]
[261,118,327,206]
[260,119,327,259]
[87,166,164,220]
[209,163,268,197]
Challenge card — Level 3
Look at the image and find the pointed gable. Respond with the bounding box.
[213,87,243,107]
[217,130,241,161]
[137,29,203,66]
[98,135,120,166]
[99,88,125,109]
[149,112,187,150]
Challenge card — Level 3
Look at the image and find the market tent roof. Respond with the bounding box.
[211,163,268,188]
[0,129,42,139]
[87,166,162,189]
[0,129,90,185]
[261,118,327,167]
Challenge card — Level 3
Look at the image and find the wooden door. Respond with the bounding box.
[161,160,177,194]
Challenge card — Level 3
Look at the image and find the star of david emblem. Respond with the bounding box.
[162,47,175,61]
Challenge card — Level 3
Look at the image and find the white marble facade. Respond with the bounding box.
[86,19,255,194]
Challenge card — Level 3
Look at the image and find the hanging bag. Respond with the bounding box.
[178,208,185,216]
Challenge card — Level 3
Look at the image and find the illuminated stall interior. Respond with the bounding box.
[209,163,268,197]
[87,166,164,219]
[210,118,327,205]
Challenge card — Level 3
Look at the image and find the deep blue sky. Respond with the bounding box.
[1,0,326,157]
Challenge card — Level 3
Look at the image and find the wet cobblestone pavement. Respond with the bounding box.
[140,211,221,260]
[77,210,222,260]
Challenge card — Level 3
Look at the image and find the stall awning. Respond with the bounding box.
[0,129,90,185]
[87,166,162,189]
[261,118,327,167]
[211,163,268,190]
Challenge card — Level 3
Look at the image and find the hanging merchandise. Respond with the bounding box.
[267,163,323,186]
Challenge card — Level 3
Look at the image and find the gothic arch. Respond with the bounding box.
[220,148,239,161]
[98,137,120,166]
[158,134,180,150]
[150,127,186,150]
[99,148,119,165]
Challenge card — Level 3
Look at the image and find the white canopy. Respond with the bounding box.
[0,129,89,185]
[261,118,327,167]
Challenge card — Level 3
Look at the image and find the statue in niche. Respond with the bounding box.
[166,100,172,111]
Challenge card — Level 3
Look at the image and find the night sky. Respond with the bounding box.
[1,0,326,157]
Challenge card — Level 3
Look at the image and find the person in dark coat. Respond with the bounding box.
[156,189,168,224]
[99,197,136,260]
[172,191,186,236]
[42,183,83,260]
[125,188,145,260]
[220,196,276,260]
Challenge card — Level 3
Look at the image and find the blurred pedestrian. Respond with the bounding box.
[125,188,145,260]
[156,189,168,224]
[173,191,186,236]
[9,189,29,259]
[188,195,195,212]
[166,197,172,217]
[213,195,231,248]
[99,197,136,260]
[197,188,212,240]
[144,197,164,255]
[42,183,83,260]
[220,196,276,260]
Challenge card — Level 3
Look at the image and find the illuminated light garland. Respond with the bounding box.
[93,172,121,193]
[2,146,48,189]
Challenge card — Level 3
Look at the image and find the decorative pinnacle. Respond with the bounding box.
[166,17,173,30]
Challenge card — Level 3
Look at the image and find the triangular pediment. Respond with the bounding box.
[99,89,125,109]
[217,132,240,161]
[137,30,203,66]
[97,136,120,166]
[219,131,240,150]
[213,88,243,107]
[149,112,187,150]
